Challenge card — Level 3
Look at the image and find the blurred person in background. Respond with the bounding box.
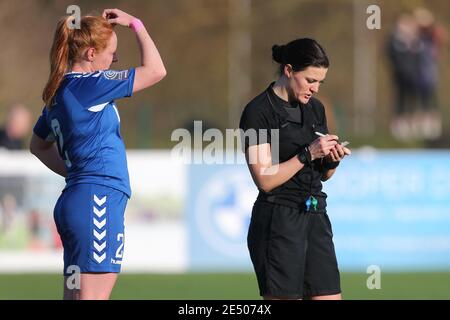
[240,38,351,300]
[414,7,447,141]
[30,9,166,300]
[0,103,32,150]
[0,177,27,236]
[0,193,17,234]
[27,209,46,250]
[387,9,447,141]
[387,13,421,141]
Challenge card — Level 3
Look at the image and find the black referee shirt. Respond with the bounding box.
[239,83,330,212]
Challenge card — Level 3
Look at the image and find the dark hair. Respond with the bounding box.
[272,38,329,75]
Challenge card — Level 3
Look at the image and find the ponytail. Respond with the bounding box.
[42,16,74,107]
[42,15,114,107]
[272,38,329,76]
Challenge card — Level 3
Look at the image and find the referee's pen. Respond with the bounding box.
[314,131,350,147]
[314,131,328,138]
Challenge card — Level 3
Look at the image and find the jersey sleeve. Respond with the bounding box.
[71,68,136,108]
[239,104,272,151]
[33,107,55,142]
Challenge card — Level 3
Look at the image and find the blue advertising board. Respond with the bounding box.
[187,150,450,271]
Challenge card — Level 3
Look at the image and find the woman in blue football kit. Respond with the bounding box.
[30,9,166,299]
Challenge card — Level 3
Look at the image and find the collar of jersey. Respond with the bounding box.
[65,71,103,78]
[267,83,305,124]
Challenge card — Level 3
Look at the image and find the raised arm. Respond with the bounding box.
[103,8,167,93]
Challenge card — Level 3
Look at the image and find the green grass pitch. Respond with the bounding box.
[0,272,449,300]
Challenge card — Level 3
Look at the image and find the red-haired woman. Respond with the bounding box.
[30,9,166,299]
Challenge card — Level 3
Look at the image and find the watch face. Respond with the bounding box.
[299,153,307,164]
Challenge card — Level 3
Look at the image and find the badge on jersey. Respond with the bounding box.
[103,70,130,81]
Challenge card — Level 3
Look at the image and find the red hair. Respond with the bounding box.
[42,15,114,107]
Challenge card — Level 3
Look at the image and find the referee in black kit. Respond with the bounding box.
[239,38,351,300]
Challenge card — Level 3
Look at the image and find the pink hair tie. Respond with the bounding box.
[129,18,144,32]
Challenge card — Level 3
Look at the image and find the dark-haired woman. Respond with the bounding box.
[240,38,350,300]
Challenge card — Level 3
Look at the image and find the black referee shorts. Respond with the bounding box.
[247,201,341,299]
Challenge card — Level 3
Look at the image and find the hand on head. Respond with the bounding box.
[102,8,136,27]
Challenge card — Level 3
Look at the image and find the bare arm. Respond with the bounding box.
[246,143,304,193]
[30,133,67,178]
[247,135,338,193]
[103,8,167,93]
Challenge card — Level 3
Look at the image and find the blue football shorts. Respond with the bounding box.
[54,184,128,276]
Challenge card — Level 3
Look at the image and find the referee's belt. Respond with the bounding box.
[257,194,327,213]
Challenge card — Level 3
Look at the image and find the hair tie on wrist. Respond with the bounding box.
[130,18,144,32]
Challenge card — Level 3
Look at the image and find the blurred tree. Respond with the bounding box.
[1,0,449,148]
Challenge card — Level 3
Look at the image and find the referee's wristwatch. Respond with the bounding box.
[298,146,312,165]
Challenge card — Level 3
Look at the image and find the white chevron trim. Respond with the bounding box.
[112,104,121,122]
[93,241,106,253]
[93,229,106,241]
[93,207,106,218]
[94,195,107,206]
[88,102,109,113]
[79,71,102,78]
[93,252,106,263]
[90,71,102,78]
[93,218,106,229]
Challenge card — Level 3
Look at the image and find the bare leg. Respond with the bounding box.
[63,273,118,300]
[310,293,342,300]
[80,273,118,300]
[263,295,302,300]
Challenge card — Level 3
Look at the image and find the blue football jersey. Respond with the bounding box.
[33,69,136,198]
